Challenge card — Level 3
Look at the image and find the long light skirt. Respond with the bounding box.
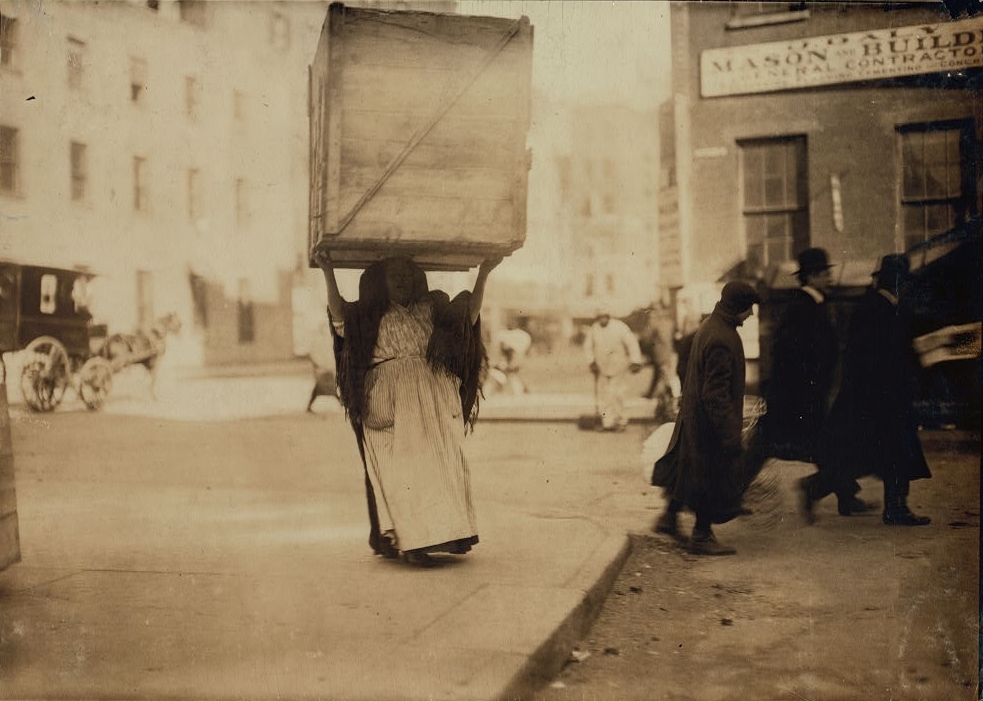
[361,356,477,552]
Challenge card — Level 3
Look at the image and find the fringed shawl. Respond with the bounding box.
[330,258,487,433]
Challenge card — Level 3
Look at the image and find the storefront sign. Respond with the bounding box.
[701,17,983,97]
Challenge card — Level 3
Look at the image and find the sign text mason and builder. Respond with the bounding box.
[701,18,983,97]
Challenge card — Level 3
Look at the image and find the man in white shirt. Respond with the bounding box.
[585,308,643,431]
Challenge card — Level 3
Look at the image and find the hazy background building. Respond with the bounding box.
[1,0,330,367]
[2,0,673,369]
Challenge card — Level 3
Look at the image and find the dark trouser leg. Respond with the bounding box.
[688,511,735,555]
[654,496,683,537]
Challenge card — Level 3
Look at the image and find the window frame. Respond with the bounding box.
[237,278,255,344]
[178,0,208,28]
[133,155,148,212]
[70,141,88,203]
[235,177,249,227]
[0,124,21,196]
[67,36,86,90]
[738,134,810,273]
[184,75,200,119]
[188,167,202,221]
[1,12,18,70]
[270,11,290,52]
[898,120,977,250]
[129,56,147,104]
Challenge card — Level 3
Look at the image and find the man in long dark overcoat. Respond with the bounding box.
[651,281,760,555]
[760,248,875,517]
[765,248,839,460]
[806,254,932,525]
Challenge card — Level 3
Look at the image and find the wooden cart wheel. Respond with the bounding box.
[20,336,70,412]
[78,356,113,411]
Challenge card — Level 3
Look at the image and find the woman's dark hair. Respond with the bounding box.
[332,256,487,432]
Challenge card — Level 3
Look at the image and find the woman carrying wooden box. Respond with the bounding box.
[312,242,502,567]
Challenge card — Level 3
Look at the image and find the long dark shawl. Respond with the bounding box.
[328,258,487,555]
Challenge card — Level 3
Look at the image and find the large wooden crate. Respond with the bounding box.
[308,3,534,271]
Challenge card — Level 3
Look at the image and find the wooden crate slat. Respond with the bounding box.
[309,4,533,271]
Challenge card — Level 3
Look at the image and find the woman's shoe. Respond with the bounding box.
[401,551,438,567]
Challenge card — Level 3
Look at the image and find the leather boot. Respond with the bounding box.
[653,510,681,540]
[688,529,736,556]
[883,481,930,526]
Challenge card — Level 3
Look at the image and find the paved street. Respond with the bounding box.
[0,372,978,700]
[0,381,656,700]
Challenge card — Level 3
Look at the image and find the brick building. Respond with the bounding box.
[666,1,980,288]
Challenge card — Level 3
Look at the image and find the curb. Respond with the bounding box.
[497,534,633,700]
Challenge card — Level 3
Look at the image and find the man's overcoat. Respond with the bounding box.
[819,288,931,483]
[764,288,839,461]
[652,305,747,522]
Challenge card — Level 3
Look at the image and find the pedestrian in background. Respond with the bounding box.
[651,282,760,555]
[640,293,680,422]
[585,307,644,432]
[756,248,875,516]
[805,254,931,526]
[489,324,532,395]
[313,243,502,565]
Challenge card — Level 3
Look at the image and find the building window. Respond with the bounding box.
[602,193,616,214]
[235,178,249,226]
[188,168,201,220]
[237,279,255,343]
[726,3,809,30]
[189,272,208,328]
[185,75,199,118]
[178,0,207,27]
[39,274,58,314]
[147,1,159,10]
[130,56,147,104]
[233,89,247,123]
[67,37,86,89]
[133,156,148,211]
[739,135,809,272]
[0,125,20,195]
[900,121,975,249]
[70,141,87,202]
[1,13,19,69]
[136,270,154,330]
[271,12,290,52]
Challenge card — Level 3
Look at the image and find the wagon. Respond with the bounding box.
[0,261,114,411]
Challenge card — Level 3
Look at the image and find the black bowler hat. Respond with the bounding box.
[872,253,910,287]
[793,247,834,276]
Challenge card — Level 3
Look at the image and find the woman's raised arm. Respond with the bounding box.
[468,255,503,325]
[312,243,347,320]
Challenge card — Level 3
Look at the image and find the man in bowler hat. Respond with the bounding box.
[761,247,874,516]
[804,253,931,525]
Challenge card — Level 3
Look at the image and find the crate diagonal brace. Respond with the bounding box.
[331,18,522,236]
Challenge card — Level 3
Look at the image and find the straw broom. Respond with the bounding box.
[640,396,786,529]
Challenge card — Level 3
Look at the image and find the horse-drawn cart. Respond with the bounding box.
[0,261,114,411]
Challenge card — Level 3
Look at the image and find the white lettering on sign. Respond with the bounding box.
[701,17,983,97]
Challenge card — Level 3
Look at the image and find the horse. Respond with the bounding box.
[99,313,182,399]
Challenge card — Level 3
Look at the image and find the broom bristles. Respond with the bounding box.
[737,396,787,529]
